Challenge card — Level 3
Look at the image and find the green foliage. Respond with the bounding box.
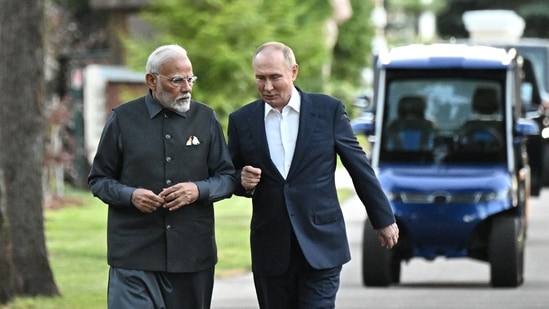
[437,0,549,39]
[48,0,90,13]
[331,0,375,102]
[507,1,549,38]
[387,0,446,14]
[125,0,333,124]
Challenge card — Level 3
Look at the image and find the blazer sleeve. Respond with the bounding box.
[227,111,252,197]
[333,100,396,229]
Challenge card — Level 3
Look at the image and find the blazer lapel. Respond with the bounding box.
[247,100,285,179]
[247,100,267,151]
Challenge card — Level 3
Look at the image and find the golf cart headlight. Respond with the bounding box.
[385,191,399,202]
[479,189,510,202]
[542,127,549,139]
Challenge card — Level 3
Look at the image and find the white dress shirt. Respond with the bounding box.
[264,87,300,178]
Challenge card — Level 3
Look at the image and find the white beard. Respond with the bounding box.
[171,100,190,113]
[156,85,191,113]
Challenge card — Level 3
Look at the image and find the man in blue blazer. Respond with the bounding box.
[227,41,399,308]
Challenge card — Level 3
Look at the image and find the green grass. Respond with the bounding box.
[214,196,253,277]
[1,191,109,309]
[1,186,355,308]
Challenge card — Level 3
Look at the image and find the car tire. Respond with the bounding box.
[489,215,525,287]
[362,218,395,287]
[530,173,541,197]
[543,141,549,186]
[391,258,401,284]
[526,135,543,196]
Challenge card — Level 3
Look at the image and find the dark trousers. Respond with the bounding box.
[107,266,214,309]
[253,234,342,309]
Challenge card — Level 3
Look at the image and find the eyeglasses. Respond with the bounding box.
[153,73,198,87]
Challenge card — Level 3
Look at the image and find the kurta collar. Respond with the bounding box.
[145,90,188,118]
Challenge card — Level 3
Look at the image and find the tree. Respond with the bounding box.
[0,171,12,304]
[331,0,375,100]
[124,0,333,124]
[382,0,447,45]
[437,0,549,39]
[0,0,59,303]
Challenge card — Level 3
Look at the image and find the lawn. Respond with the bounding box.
[1,186,355,308]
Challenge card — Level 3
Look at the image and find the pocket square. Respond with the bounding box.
[186,135,200,146]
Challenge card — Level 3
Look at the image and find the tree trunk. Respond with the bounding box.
[0,170,14,304]
[0,0,59,300]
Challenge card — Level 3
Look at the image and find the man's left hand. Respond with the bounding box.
[159,182,199,211]
[376,223,399,249]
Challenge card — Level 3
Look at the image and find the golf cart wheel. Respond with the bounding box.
[489,215,525,287]
[543,142,549,186]
[391,258,401,284]
[362,218,396,287]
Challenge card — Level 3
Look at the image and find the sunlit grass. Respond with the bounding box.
[1,190,108,309]
[1,185,354,308]
[215,196,252,277]
[0,190,255,308]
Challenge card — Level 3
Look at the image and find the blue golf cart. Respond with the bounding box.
[361,44,538,288]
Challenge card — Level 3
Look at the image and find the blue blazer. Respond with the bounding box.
[228,88,395,276]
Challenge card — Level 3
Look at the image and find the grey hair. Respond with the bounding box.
[253,41,296,69]
[145,44,188,73]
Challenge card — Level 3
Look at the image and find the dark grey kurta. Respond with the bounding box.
[88,91,236,273]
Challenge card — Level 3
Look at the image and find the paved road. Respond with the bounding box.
[211,170,549,308]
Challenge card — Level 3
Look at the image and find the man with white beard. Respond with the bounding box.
[88,44,236,308]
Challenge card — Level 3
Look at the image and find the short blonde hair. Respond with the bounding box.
[253,41,296,69]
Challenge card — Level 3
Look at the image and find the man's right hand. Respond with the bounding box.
[131,188,164,213]
[241,165,262,190]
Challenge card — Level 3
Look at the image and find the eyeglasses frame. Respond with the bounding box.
[153,72,198,87]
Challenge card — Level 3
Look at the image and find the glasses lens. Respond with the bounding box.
[155,73,197,87]
[170,77,184,87]
[171,76,196,87]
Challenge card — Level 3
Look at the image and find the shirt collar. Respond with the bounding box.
[145,90,162,118]
[264,86,301,118]
[145,90,188,118]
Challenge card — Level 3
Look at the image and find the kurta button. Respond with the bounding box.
[166,225,172,229]
[166,180,172,185]
[165,133,171,139]
[166,156,172,162]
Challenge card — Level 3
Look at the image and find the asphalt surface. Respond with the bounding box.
[211,169,549,308]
